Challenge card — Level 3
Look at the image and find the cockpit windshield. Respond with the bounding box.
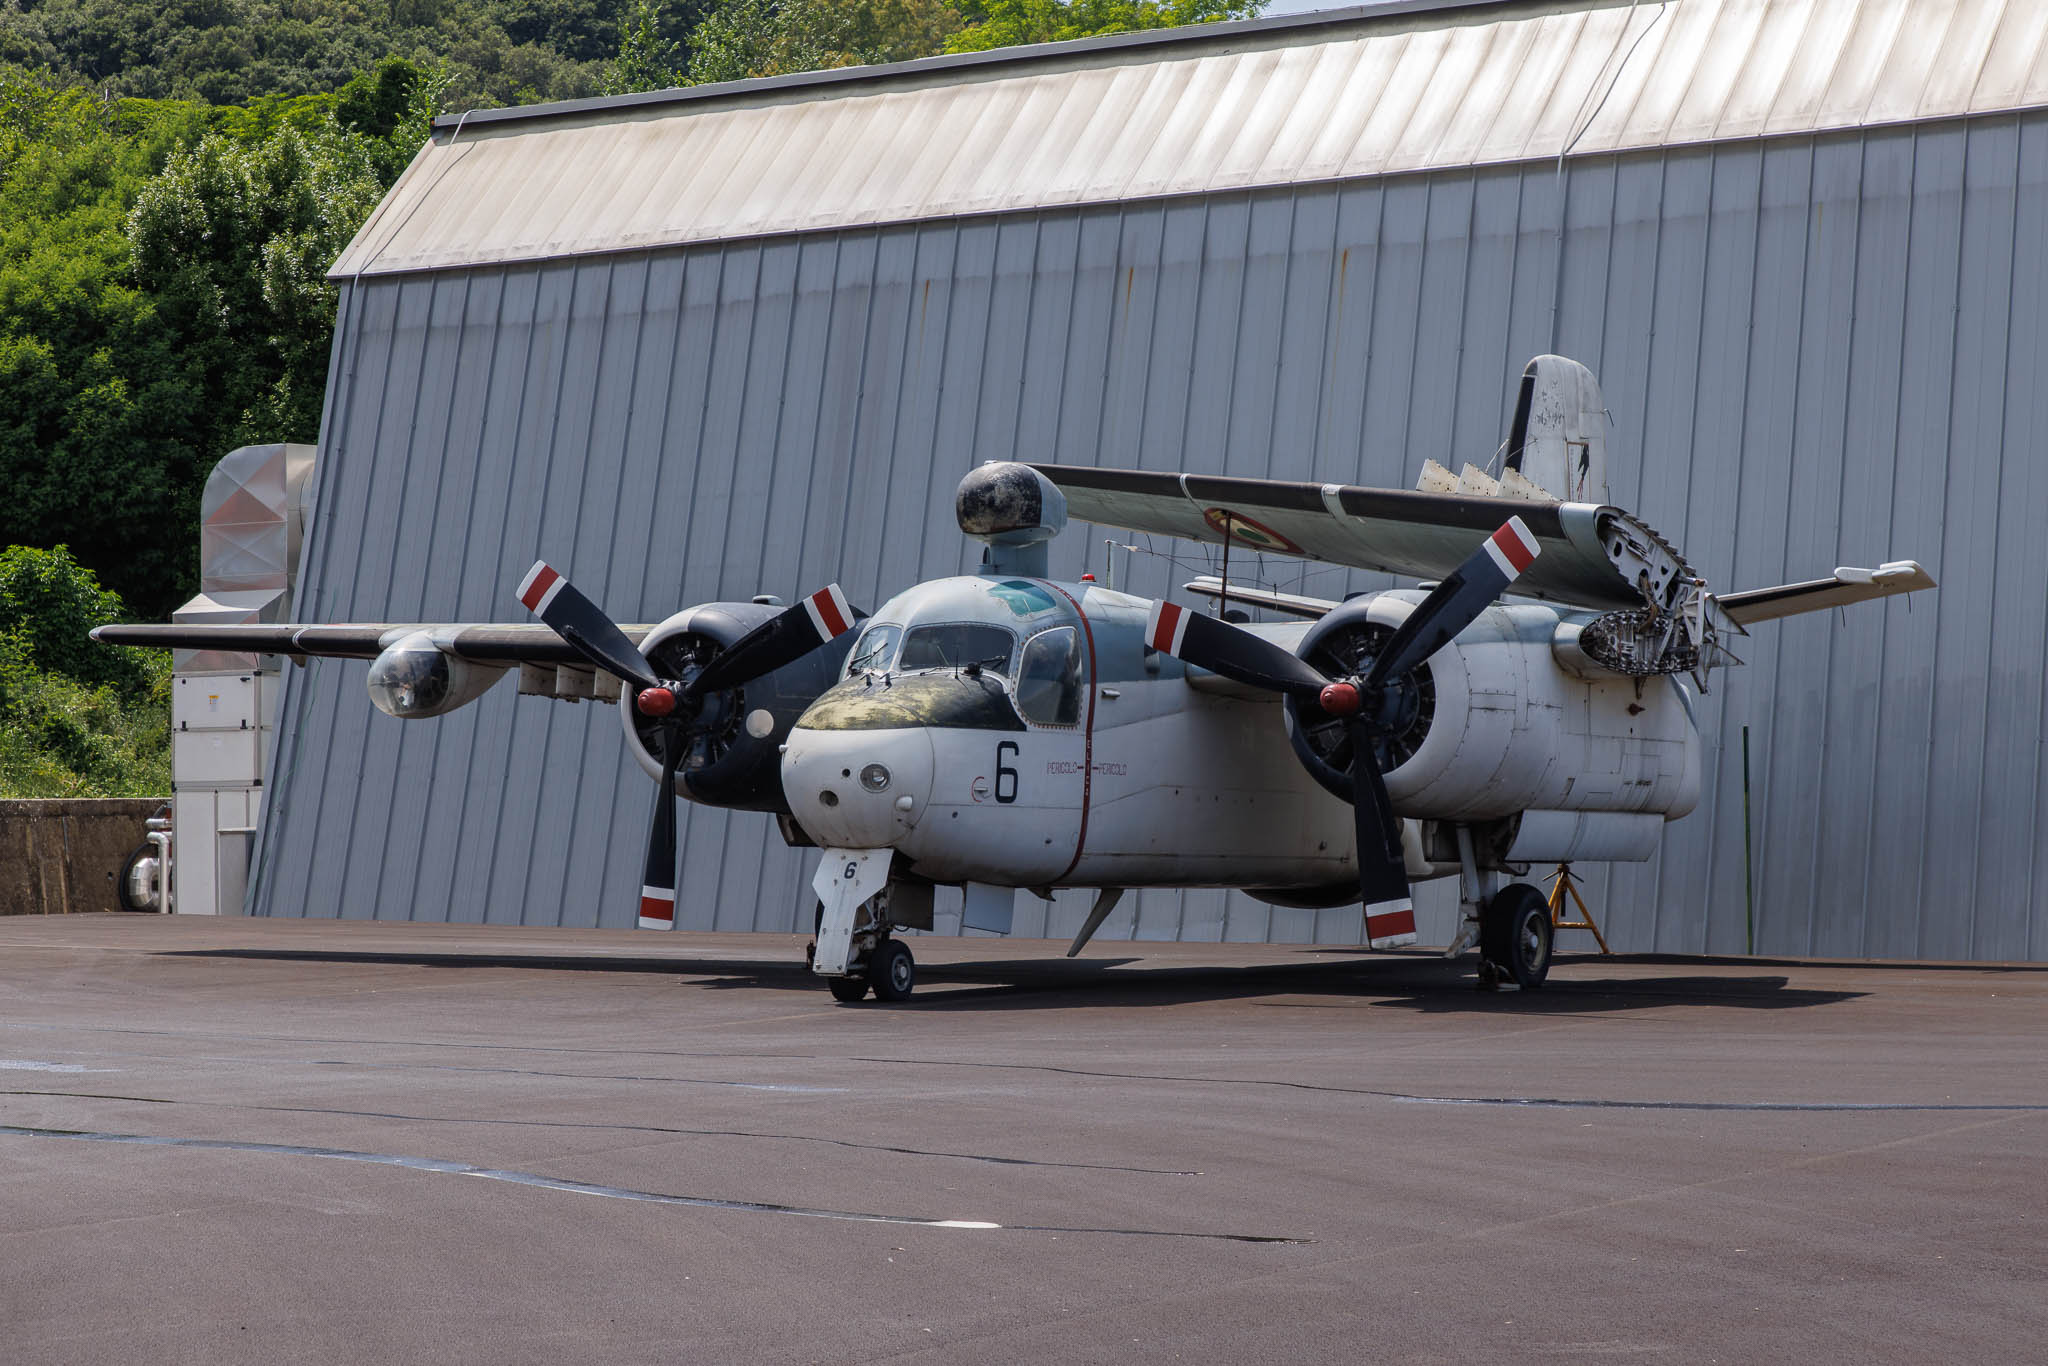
[845,623,901,676]
[898,623,1016,676]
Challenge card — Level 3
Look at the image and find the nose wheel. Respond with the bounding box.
[868,938,915,1002]
[809,889,916,1003]
[815,937,914,1002]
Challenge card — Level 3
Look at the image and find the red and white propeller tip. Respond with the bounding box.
[1146,600,1191,656]
[1480,516,1540,582]
[1364,900,1415,948]
[638,884,676,930]
[517,560,568,614]
[801,584,856,641]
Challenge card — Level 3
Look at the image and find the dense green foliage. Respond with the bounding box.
[0,0,716,111]
[0,63,418,620]
[0,545,169,796]
[1,0,1260,788]
[6,0,1262,104]
[943,0,1253,53]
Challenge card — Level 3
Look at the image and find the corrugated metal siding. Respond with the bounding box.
[335,0,2048,277]
[262,108,2048,960]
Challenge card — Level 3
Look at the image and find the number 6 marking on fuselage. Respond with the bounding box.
[995,742,1019,805]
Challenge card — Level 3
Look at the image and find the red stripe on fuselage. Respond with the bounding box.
[1044,580,1098,887]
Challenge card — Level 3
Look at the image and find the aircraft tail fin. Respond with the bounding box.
[1502,355,1609,505]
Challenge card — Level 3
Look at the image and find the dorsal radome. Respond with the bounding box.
[956,462,1068,576]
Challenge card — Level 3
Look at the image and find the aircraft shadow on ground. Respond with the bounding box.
[162,947,1864,1014]
[774,958,1869,1015]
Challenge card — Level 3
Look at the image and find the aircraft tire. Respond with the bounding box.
[1480,883,1552,990]
[828,974,870,1003]
[869,938,915,1002]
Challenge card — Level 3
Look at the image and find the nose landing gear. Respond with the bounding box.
[809,855,919,1003]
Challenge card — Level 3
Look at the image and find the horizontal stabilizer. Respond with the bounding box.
[1714,562,1935,625]
[1181,577,1339,621]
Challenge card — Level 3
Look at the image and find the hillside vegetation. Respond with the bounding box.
[0,0,1260,793]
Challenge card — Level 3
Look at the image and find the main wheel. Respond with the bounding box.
[1480,882,1552,990]
[828,974,869,1003]
[868,938,915,1003]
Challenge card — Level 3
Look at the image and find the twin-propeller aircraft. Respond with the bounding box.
[98,356,1934,999]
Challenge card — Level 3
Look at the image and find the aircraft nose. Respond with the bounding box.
[782,724,934,850]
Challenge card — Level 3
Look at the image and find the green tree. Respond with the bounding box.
[0,545,170,798]
[685,0,960,83]
[943,0,1259,53]
[0,68,212,620]
[336,55,420,139]
[126,123,387,485]
[0,544,145,688]
[603,0,685,93]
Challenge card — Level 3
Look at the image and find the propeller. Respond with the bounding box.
[516,562,858,928]
[1144,517,1540,948]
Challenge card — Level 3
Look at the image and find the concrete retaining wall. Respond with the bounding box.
[0,799,165,915]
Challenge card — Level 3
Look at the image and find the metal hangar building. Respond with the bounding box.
[257,0,2048,962]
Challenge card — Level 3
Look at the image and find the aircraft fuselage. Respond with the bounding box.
[781,574,1702,898]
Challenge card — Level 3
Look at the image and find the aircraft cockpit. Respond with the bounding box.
[803,576,1085,732]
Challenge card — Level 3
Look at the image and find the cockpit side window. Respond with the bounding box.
[846,623,901,677]
[1016,627,1082,726]
[898,623,1016,676]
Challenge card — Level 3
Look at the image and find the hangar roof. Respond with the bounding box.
[333,0,2048,277]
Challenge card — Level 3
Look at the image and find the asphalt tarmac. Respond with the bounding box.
[1,915,2042,1365]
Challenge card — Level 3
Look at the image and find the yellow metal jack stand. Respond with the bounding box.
[1545,863,1612,955]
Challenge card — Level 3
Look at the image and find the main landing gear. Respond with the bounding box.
[1448,825,1552,991]
[1477,882,1552,991]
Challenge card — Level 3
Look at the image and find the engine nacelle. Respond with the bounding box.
[1285,594,1701,823]
[619,601,858,813]
[367,631,508,719]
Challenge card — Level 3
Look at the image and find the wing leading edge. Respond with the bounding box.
[1031,465,1676,612]
[88,622,646,668]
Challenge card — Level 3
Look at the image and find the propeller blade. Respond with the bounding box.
[1145,600,1331,696]
[637,737,684,930]
[689,585,858,695]
[1349,725,1416,949]
[516,561,662,694]
[1366,517,1541,687]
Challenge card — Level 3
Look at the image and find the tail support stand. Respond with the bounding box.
[1544,863,1611,955]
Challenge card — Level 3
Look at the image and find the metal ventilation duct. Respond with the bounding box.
[170,443,317,673]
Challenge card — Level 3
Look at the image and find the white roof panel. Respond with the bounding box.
[333,0,2048,277]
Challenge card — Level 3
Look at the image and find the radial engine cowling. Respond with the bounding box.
[366,631,508,719]
[620,602,857,813]
[1283,595,1700,822]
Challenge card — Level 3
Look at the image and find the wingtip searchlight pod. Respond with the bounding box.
[365,631,508,719]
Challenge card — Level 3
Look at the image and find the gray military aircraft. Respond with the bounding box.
[97,355,1933,999]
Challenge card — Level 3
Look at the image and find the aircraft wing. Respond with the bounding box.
[89,622,643,668]
[1031,465,1678,611]
[1713,562,1935,625]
